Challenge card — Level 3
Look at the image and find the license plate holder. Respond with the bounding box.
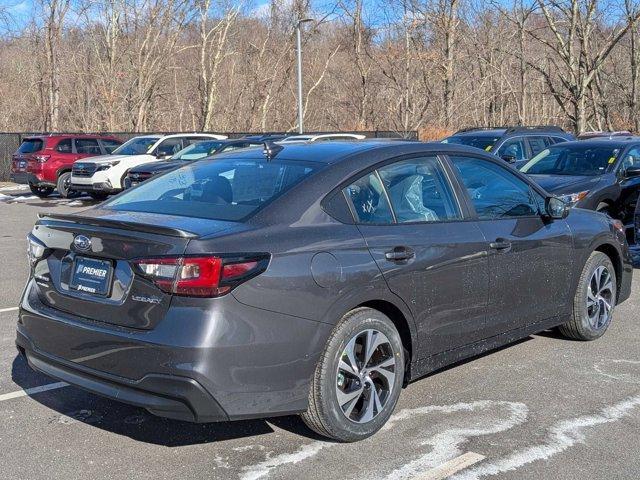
[70,256,113,296]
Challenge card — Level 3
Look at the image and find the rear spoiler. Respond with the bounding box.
[37,213,198,238]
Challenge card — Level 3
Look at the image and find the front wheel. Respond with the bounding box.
[56,172,78,198]
[301,307,404,442]
[559,251,617,341]
[29,184,53,198]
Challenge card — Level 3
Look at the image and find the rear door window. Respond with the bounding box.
[105,158,319,221]
[75,139,101,154]
[377,157,461,223]
[527,136,550,157]
[17,139,43,154]
[55,139,73,153]
[100,139,122,154]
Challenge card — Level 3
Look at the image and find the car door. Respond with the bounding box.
[343,155,489,357]
[448,154,573,335]
[615,145,640,223]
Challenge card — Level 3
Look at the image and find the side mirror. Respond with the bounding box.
[623,165,640,178]
[546,196,569,219]
[501,154,516,163]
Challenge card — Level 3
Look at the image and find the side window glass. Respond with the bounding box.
[343,172,394,224]
[55,139,72,153]
[156,138,183,156]
[621,147,640,172]
[527,137,548,157]
[451,156,542,219]
[75,139,101,154]
[101,139,122,154]
[497,138,526,161]
[377,156,460,223]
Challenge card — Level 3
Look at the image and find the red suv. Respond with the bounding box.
[10,134,122,198]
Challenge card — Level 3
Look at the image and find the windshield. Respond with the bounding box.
[442,135,499,151]
[172,141,224,161]
[111,136,160,155]
[520,145,619,176]
[104,157,320,221]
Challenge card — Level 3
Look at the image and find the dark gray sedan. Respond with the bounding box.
[16,141,633,442]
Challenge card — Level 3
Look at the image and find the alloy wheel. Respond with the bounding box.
[587,266,614,330]
[335,329,396,424]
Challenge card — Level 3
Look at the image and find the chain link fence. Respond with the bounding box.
[0,130,418,181]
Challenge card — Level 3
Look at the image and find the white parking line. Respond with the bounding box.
[414,452,485,480]
[0,307,18,314]
[0,382,68,402]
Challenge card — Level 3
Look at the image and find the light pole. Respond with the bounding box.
[296,18,314,134]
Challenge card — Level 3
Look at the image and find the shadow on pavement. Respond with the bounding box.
[10,354,321,446]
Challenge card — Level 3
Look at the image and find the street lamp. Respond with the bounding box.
[296,18,314,134]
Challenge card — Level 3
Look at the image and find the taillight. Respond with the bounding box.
[132,255,268,297]
[34,154,50,163]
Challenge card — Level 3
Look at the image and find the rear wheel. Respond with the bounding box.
[301,307,404,442]
[56,171,77,198]
[29,184,53,198]
[88,192,109,201]
[559,251,616,341]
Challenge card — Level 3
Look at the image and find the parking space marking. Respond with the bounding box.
[414,452,485,480]
[0,382,68,402]
[0,307,18,313]
[451,394,640,480]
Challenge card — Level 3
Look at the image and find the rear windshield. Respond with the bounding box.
[17,139,44,154]
[104,157,320,221]
[520,145,620,176]
[442,135,499,151]
[112,136,160,155]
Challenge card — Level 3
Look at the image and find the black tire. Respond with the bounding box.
[29,184,53,198]
[88,192,109,201]
[56,171,77,198]
[559,251,617,341]
[301,307,405,442]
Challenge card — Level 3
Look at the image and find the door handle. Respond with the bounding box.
[489,238,512,252]
[385,246,415,262]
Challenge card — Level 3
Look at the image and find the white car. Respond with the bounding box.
[277,133,366,144]
[70,133,226,199]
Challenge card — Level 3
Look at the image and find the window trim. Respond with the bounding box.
[339,153,466,226]
[443,152,549,222]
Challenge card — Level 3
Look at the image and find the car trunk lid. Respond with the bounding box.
[30,209,242,329]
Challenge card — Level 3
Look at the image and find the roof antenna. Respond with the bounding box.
[262,141,283,161]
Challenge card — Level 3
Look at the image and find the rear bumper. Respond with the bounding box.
[16,280,331,421]
[10,172,53,187]
[16,333,228,422]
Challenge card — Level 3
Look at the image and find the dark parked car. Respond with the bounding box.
[519,138,640,239]
[123,139,262,188]
[17,141,632,442]
[442,126,574,164]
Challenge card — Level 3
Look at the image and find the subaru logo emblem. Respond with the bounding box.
[73,235,91,251]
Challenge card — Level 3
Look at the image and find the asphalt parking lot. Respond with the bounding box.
[1,185,640,480]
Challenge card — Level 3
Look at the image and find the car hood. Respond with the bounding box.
[528,174,604,195]
[78,154,153,165]
[129,160,187,174]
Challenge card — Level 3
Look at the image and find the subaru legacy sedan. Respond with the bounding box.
[16,141,632,442]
